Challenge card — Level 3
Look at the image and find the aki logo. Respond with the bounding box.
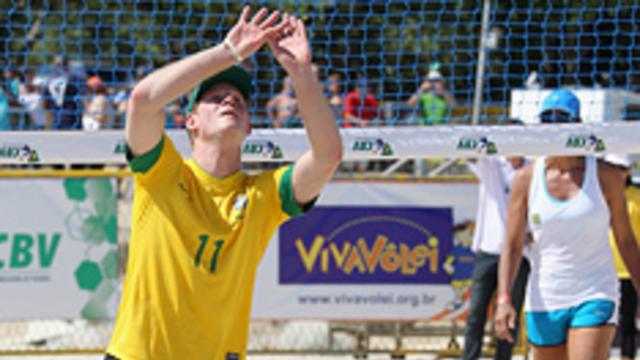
[565,134,606,153]
[113,139,127,155]
[352,138,394,156]
[242,140,283,159]
[0,144,40,162]
[456,136,498,155]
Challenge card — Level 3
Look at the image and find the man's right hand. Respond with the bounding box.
[225,6,289,60]
[494,302,517,343]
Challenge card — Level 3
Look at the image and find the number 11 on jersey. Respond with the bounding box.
[194,234,224,273]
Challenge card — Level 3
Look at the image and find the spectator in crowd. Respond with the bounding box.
[165,100,185,129]
[4,69,21,99]
[341,75,380,172]
[1,68,21,129]
[343,76,380,127]
[326,72,343,120]
[18,70,47,130]
[82,75,113,131]
[607,154,640,360]
[407,69,455,125]
[111,83,131,128]
[462,124,530,359]
[266,76,299,128]
[43,55,84,130]
[0,82,9,130]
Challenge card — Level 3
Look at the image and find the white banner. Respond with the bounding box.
[0,178,119,320]
[0,178,478,321]
[252,181,479,320]
[1,122,639,164]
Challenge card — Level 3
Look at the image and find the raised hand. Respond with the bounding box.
[268,14,312,75]
[225,6,288,60]
[419,81,432,93]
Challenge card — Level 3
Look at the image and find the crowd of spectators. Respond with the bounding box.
[1,58,456,131]
[266,66,456,129]
[0,56,145,131]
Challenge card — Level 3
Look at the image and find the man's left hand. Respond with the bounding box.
[268,14,312,76]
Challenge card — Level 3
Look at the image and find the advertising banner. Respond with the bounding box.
[0,178,119,320]
[279,207,453,285]
[252,181,478,320]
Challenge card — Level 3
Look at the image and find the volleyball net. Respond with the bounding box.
[1,0,639,130]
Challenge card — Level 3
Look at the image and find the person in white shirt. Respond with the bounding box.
[83,76,113,131]
[495,89,640,360]
[462,152,529,360]
[18,74,47,130]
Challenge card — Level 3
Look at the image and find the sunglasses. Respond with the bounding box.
[539,111,575,124]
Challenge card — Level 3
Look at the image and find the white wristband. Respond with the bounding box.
[223,38,244,64]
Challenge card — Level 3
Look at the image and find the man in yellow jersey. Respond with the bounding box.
[607,155,640,360]
[106,6,342,360]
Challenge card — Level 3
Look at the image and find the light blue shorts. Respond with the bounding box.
[526,299,616,346]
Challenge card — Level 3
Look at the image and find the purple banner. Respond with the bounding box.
[279,207,453,284]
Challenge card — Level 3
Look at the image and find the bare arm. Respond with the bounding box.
[600,161,640,290]
[126,6,286,155]
[269,15,343,205]
[497,165,531,298]
[407,93,419,107]
[495,164,533,343]
[407,81,429,107]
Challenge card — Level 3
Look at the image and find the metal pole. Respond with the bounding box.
[471,0,492,125]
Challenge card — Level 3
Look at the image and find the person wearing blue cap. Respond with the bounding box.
[538,88,581,123]
[495,89,640,360]
[106,6,342,360]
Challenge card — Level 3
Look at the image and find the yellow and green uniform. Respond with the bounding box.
[107,135,308,360]
[610,186,640,279]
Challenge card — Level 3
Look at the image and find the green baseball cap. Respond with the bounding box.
[184,65,252,114]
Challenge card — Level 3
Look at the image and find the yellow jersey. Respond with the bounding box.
[609,186,640,279]
[107,135,306,360]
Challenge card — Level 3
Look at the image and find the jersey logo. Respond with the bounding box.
[232,194,248,221]
[232,194,248,211]
[531,213,542,226]
[226,353,240,360]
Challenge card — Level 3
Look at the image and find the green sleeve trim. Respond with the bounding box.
[126,137,164,174]
[278,165,316,217]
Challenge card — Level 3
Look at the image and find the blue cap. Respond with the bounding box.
[539,89,580,119]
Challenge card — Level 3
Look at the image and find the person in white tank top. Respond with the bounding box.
[494,89,640,360]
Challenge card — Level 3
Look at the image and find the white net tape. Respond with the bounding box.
[1,123,639,165]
